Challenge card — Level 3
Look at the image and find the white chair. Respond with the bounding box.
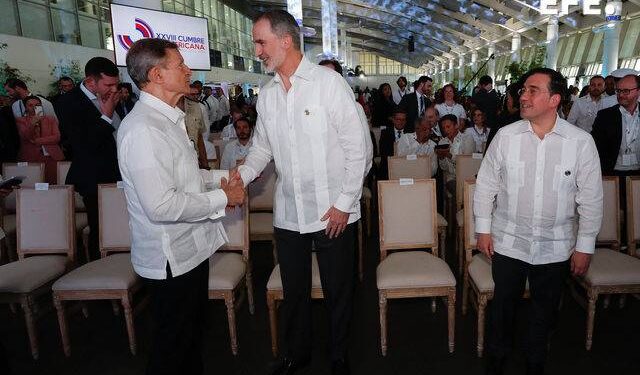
[0,186,75,359]
[571,176,640,350]
[208,198,253,355]
[52,184,140,356]
[455,155,483,276]
[376,179,456,356]
[249,161,277,262]
[56,161,90,261]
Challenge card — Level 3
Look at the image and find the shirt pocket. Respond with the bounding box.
[505,160,525,188]
[301,105,328,137]
[553,164,576,192]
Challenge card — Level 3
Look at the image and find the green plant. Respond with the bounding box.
[48,59,84,96]
[505,45,547,84]
[0,42,33,96]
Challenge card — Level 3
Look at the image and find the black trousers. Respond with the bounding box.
[145,260,209,375]
[487,252,569,365]
[0,340,10,375]
[82,193,100,261]
[274,222,356,362]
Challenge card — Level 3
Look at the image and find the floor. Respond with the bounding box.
[3,227,640,375]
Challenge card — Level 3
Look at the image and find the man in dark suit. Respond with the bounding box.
[472,75,500,128]
[379,108,407,179]
[55,57,121,261]
[592,74,640,228]
[398,76,432,133]
[0,96,19,164]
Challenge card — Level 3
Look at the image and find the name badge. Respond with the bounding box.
[399,178,414,186]
[623,153,638,166]
[35,183,49,191]
[406,154,417,161]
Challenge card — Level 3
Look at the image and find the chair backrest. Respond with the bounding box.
[219,197,249,260]
[16,185,75,261]
[596,176,620,247]
[2,162,45,213]
[627,176,640,255]
[249,161,276,211]
[463,179,477,264]
[377,179,438,260]
[455,155,483,208]
[98,184,132,256]
[371,127,382,149]
[388,155,432,180]
[56,161,86,211]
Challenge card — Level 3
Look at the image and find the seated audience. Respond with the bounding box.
[221,117,253,170]
[436,114,475,193]
[469,108,490,153]
[379,108,407,179]
[396,116,438,177]
[435,83,466,128]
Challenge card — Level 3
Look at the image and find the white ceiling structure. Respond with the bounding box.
[249,0,640,69]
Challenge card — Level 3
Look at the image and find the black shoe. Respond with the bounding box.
[331,359,350,375]
[268,357,310,375]
[485,355,505,375]
[526,362,545,375]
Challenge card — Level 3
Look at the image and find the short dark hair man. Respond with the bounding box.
[472,75,499,127]
[475,67,603,375]
[4,78,57,121]
[398,75,433,132]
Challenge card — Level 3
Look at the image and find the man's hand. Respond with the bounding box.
[571,251,592,276]
[477,233,494,259]
[98,90,121,119]
[321,206,349,239]
[221,176,245,206]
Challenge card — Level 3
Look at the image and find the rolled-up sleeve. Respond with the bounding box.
[574,138,603,254]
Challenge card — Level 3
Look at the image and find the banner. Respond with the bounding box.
[110,4,211,71]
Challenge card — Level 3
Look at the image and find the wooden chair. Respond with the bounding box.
[455,155,483,276]
[248,161,277,263]
[52,184,140,356]
[571,176,640,350]
[208,198,254,355]
[387,157,447,260]
[56,161,90,261]
[1,162,45,262]
[376,179,456,356]
[0,186,76,359]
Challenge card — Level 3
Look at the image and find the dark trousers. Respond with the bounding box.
[487,252,569,365]
[274,222,356,362]
[0,340,10,375]
[145,260,209,375]
[82,193,100,261]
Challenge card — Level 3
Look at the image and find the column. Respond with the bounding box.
[488,44,496,80]
[287,0,304,51]
[340,28,347,63]
[544,17,559,70]
[602,0,623,76]
[330,0,338,57]
[511,33,521,63]
[458,54,465,91]
[471,50,479,87]
[448,58,454,83]
[321,0,333,58]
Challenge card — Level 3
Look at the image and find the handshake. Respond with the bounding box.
[220,168,245,207]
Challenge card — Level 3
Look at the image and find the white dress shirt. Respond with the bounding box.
[392,87,411,105]
[12,93,58,121]
[238,56,368,233]
[469,125,490,153]
[566,94,617,133]
[221,138,252,170]
[117,92,229,279]
[396,132,438,177]
[614,105,640,171]
[218,94,230,117]
[438,131,476,182]
[474,117,603,265]
[435,102,467,121]
[221,123,236,140]
[203,95,219,124]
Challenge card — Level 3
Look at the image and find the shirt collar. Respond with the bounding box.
[80,81,97,101]
[139,91,185,124]
[620,104,639,117]
[517,115,569,138]
[273,56,314,84]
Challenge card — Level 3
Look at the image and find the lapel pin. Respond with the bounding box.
[304,109,310,115]
[565,170,571,176]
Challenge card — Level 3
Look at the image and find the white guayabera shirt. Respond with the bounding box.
[238,57,369,234]
[474,117,603,265]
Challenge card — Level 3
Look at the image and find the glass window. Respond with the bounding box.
[621,18,640,58]
[50,0,75,11]
[561,35,575,66]
[586,32,602,62]
[52,8,80,44]
[573,33,589,64]
[99,3,110,21]
[18,1,52,41]
[0,0,19,36]
[101,21,113,50]
[77,0,99,18]
[162,0,174,13]
[174,1,184,14]
[210,0,218,19]
[79,15,101,48]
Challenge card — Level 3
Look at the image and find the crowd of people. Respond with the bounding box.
[0,7,637,375]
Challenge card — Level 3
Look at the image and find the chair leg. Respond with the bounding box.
[82,229,89,263]
[21,295,39,360]
[246,264,255,315]
[53,295,71,357]
[122,295,137,355]
[225,293,238,355]
[267,293,278,357]
[477,295,488,358]
[462,270,470,316]
[438,227,446,260]
[365,197,372,237]
[586,290,598,351]
[447,290,456,354]
[358,220,364,282]
[457,226,464,277]
[379,292,388,356]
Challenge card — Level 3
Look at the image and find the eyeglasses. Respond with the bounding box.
[615,87,639,95]
[517,87,551,97]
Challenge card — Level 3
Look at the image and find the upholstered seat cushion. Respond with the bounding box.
[209,252,246,290]
[468,253,530,293]
[362,186,372,200]
[437,213,447,227]
[583,248,640,286]
[456,209,464,227]
[52,253,137,291]
[250,212,274,235]
[377,251,456,289]
[0,255,68,293]
[75,212,88,232]
[267,253,321,290]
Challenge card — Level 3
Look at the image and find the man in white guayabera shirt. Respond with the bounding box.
[474,68,603,375]
[235,10,368,375]
[118,38,245,375]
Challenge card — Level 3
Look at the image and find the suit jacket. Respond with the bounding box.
[0,105,20,163]
[55,87,120,196]
[472,89,499,127]
[379,127,403,179]
[399,92,430,133]
[591,104,623,175]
